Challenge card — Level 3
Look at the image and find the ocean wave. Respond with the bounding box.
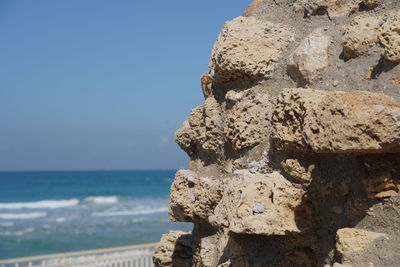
[55,217,66,223]
[84,196,119,204]
[92,207,167,217]
[0,227,34,236]
[0,199,79,210]
[0,212,47,219]
[0,222,14,227]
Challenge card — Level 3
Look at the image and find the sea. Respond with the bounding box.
[0,170,192,260]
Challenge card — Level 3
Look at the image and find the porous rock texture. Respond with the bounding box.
[154,0,400,266]
[272,88,400,153]
[342,13,382,59]
[379,10,400,62]
[208,16,295,83]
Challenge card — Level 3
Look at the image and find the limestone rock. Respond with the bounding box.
[273,89,323,152]
[157,1,400,266]
[379,10,400,62]
[193,232,228,267]
[169,170,196,222]
[200,72,213,99]
[210,171,310,235]
[169,170,223,223]
[196,235,220,267]
[153,231,194,267]
[192,175,224,222]
[209,16,294,83]
[343,14,382,59]
[288,28,331,84]
[175,120,195,155]
[272,88,400,153]
[175,96,224,156]
[336,228,387,257]
[175,107,203,156]
[224,91,274,151]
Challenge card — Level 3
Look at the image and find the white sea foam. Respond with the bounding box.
[0,199,79,209]
[55,217,66,223]
[92,207,167,217]
[84,196,119,204]
[0,227,34,236]
[0,212,47,219]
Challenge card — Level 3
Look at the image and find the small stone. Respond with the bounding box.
[252,203,266,214]
[288,28,330,84]
[367,207,375,216]
[367,210,375,216]
[225,90,244,103]
[333,80,339,87]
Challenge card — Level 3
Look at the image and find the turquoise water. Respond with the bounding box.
[0,170,192,259]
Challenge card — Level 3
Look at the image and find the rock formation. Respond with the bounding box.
[154,0,400,266]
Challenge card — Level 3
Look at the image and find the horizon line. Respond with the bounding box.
[0,168,179,172]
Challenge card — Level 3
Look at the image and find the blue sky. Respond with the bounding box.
[0,0,248,170]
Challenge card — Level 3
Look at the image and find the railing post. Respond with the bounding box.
[61,254,66,267]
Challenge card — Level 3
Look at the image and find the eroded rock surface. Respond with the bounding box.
[343,14,382,59]
[273,88,400,154]
[210,171,309,235]
[209,16,294,83]
[169,170,223,223]
[155,0,400,266]
[175,96,224,157]
[379,10,400,62]
[224,91,274,151]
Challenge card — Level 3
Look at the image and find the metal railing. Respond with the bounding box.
[0,243,157,267]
